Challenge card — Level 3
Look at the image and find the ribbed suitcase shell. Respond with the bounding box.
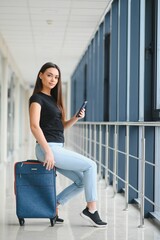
[14,160,56,226]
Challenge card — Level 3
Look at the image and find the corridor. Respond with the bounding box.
[0,0,160,239]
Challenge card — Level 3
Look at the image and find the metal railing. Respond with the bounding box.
[65,121,160,227]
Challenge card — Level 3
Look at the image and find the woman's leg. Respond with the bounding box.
[36,143,98,203]
[56,168,84,205]
[36,143,107,227]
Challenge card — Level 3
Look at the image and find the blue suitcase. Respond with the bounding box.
[14,160,57,226]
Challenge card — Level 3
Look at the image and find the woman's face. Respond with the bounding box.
[39,67,59,91]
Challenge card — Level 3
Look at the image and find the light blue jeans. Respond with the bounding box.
[35,143,98,205]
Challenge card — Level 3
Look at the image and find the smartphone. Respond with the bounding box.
[76,101,88,117]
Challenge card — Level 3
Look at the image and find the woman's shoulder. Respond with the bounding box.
[29,92,43,106]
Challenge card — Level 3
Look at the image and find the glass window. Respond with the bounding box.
[154,0,160,220]
[153,0,160,119]
[156,1,160,108]
[155,127,160,219]
[7,69,15,158]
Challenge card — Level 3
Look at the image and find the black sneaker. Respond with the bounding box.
[55,215,64,223]
[80,207,107,228]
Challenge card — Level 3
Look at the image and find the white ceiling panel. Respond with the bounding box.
[0,0,112,85]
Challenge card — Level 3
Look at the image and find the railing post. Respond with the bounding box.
[78,125,80,153]
[139,126,145,228]
[80,125,82,154]
[74,126,76,150]
[89,124,92,159]
[82,124,84,155]
[124,125,129,210]
[98,125,102,179]
[113,125,118,195]
[77,125,80,152]
[105,125,109,187]
[86,124,88,157]
[94,124,97,163]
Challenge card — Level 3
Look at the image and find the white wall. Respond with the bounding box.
[0,35,30,164]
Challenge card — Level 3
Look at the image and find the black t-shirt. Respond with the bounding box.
[29,92,64,143]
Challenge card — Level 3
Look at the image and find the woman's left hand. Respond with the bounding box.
[63,108,86,129]
[77,108,85,119]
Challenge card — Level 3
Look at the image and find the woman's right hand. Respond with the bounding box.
[43,151,55,170]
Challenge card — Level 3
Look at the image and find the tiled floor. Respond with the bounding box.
[0,146,160,240]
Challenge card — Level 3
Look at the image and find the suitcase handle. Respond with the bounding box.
[26,160,42,163]
[25,160,56,171]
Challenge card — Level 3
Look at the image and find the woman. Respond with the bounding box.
[29,62,107,228]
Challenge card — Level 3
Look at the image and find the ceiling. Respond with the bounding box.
[0,0,112,86]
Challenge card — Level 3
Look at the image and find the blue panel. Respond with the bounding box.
[117,126,126,191]
[104,33,110,121]
[117,0,128,191]
[144,0,154,121]
[118,0,128,121]
[145,127,154,215]
[126,0,140,202]
[95,30,101,121]
[76,74,80,111]
[98,23,104,121]
[129,127,138,202]
[109,0,118,121]
[129,0,140,121]
[104,13,111,120]
[93,23,104,121]
[87,43,93,121]
[92,34,97,120]
[104,12,110,34]
[72,77,76,116]
[85,49,90,121]
[108,126,114,184]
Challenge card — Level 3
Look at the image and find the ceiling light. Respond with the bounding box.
[46,20,53,25]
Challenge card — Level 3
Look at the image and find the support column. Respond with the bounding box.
[127,0,131,121]
[0,58,8,163]
[139,0,145,121]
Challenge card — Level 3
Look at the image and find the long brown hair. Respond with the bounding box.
[32,62,66,121]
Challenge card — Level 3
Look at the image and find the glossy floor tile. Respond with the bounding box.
[0,148,160,240]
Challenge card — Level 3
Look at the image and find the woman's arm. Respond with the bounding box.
[29,102,55,170]
[63,108,85,129]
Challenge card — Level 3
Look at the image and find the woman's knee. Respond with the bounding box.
[75,177,84,188]
[90,160,97,171]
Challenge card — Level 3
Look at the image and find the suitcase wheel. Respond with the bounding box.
[19,218,25,226]
[50,218,56,227]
